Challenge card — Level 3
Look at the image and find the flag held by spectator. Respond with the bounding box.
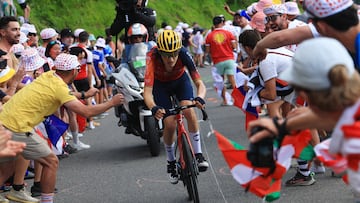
[43,114,69,148]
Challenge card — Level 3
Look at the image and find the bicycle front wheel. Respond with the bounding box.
[181,133,199,203]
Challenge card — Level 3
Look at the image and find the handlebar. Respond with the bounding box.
[166,104,208,121]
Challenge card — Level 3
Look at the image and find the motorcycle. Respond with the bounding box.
[111,42,162,157]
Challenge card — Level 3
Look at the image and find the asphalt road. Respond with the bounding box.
[20,67,355,203]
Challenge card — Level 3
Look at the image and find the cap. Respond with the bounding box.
[27,24,37,34]
[74,28,85,38]
[19,48,45,71]
[279,37,355,90]
[40,28,58,40]
[235,10,252,21]
[249,12,266,32]
[60,28,74,38]
[11,44,25,55]
[0,66,15,83]
[263,4,287,15]
[247,2,258,16]
[213,15,225,25]
[254,0,273,13]
[54,53,81,71]
[19,32,28,44]
[88,34,96,41]
[285,2,300,16]
[95,38,106,48]
[304,0,353,18]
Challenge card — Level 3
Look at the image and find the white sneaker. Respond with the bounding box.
[6,188,39,203]
[65,132,72,140]
[310,164,326,174]
[74,141,91,151]
[78,133,84,137]
[0,195,9,203]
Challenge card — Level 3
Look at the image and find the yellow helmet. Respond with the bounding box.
[156,30,182,52]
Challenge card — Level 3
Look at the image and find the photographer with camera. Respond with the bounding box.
[248,37,360,202]
[109,0,156,44]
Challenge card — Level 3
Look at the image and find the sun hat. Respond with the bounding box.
[54,53,80,71]
[40,28,58,40]
[74,28,85,38]
[303,0,354,18]
[20,48,45,71]
[263,4,287,15]
[95,38,106,48]
[0,66,15,83]
[279,37,355,90]
[254,0,273,13]
[285,2,300,16]
[11,44,25,56]
[249,12,266,32]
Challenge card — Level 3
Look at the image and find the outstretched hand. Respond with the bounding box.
[247,118,277,143]
[111,93,125,106]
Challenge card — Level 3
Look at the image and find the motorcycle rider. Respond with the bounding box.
[116,23,153,134]
[143,30,209,184]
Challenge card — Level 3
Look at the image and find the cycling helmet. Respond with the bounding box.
[156,30,182,53]
[127,23,148,42]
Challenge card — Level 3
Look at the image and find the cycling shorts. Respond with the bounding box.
[153,72,194,110]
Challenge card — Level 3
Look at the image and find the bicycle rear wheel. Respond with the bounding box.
[181,133,199,203]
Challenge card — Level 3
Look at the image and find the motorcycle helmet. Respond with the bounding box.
[127,23,148,43]
[156,30,182,53]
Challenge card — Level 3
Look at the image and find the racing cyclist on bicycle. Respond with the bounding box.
[144,30,209,184]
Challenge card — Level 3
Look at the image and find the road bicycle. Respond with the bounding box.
[166,104,208,203]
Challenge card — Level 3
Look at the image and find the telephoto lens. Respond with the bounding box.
[247,126,275,168]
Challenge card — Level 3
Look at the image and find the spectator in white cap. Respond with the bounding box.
[92,37,107,108]
[73,28,85,44]
[0,52,124,203]
[37,28,58,58]
[25,23,38,47]
[248,37,360,202]
[10,44,25,59]
[20,47,45,84]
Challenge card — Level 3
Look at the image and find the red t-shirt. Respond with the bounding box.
[205,28,235,64]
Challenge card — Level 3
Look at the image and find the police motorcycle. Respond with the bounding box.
[111,23,162,156]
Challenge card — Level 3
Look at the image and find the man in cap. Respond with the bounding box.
[0,53,124,203]
[59,28,74,52]
[205,15,237,106]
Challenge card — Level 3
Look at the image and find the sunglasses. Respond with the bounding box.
[158,50,180,58]
[49,40,61,46]
[0,59,7,70]
[28,33,37,37]
[265,14,281,22]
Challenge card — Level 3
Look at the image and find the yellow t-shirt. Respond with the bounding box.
[0,71,77,132]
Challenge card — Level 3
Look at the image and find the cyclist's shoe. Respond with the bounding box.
[167,160,179,184]
[285,171,316,186]
[195,153,209,172]
[6,188,39,203]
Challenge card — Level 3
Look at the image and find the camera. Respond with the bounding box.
[247,126,275,168]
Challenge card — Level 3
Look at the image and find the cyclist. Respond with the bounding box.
[144,30,209,184]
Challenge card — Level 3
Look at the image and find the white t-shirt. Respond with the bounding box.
[259,47,294,84]
[286,19,308,52]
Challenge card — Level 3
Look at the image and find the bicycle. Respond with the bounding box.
[166,103,208,203]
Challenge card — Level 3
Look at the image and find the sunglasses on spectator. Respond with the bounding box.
[49,40,61,46]
[158,50,180,58]
[265,14,281,22]
[28,33,37,37]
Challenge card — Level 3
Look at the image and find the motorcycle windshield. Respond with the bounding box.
[128,43,148,81]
